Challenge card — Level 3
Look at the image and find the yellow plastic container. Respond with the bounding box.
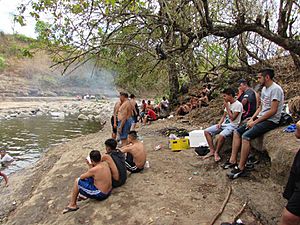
[169,138,190,151]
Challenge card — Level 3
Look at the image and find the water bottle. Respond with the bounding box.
[145,160,150,168]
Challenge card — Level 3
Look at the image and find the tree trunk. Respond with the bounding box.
[167,58,179,105]
[291,52,300,71]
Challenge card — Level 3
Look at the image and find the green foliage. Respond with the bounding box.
[13,34,35,43]
[14,0,300,100]
[0,55,6,70]
[35,20,51,42]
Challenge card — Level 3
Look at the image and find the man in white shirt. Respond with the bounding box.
[203,88,243,162]
[227,68,284,179]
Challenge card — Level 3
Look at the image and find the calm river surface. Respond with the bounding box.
[0,115,102,176]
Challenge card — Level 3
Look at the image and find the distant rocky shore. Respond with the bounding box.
[0,98,115,123]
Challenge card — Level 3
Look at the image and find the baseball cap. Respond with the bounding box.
[238,78,247,84]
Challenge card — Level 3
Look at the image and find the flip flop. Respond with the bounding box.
[62,206,79,214]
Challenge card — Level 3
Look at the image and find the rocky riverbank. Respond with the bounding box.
[0,97,116,122]
[1,115,294,225]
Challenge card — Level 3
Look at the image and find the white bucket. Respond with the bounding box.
[189,130,208,147]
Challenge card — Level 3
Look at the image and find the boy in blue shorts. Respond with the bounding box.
[203,88,243,162]
[63,150,112,214]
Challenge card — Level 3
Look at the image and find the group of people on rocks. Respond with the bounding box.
[111,93,169,144]
[198,68,300,224]
[176,85,210,116]
[63,130,147,214]
[63,92,155,213]
[202,68,284,180]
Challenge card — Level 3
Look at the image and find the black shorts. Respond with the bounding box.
[132,115,138,123]
[111,116,118,134]
[125,153,144,173]
[286,191,300,217]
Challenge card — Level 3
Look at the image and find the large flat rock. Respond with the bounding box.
[216,127,300,185]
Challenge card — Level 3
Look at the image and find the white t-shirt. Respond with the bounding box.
[258,82,284,124]
[161,100,169,108]
[223,100,243,127]
[0,153,14,163]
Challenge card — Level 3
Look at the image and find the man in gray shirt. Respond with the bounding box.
[225,68,284,179]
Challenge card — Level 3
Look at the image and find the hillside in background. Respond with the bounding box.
[0,33,118,98]
[0,33,299,101]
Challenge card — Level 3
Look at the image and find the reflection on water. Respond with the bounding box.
[0,115,102,177]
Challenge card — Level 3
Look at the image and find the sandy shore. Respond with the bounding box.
[0,115,289,225]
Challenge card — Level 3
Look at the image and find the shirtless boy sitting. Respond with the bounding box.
[102,139,127,188]
[63,150,112,214]
[121,131,146,173]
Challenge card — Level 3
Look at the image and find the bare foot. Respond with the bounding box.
[203,152,214,159]
[214,153,221,162]
[77,194,88,202]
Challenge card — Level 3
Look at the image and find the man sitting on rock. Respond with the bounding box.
[63,150,112,214]
[280,120,300,225]
[203,88,243,162]
[176,102,192,116]
[236,78,257,122]
[102,138,127,188]
[143,108,157,125]
[118,92,134,146]
[121,131,146,173]
[227,68,284,179]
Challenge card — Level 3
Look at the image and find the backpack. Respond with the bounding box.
[279,112,293,126]
[194,146,209,156]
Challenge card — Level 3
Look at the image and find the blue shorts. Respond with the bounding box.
[236,120,278,141]
[205,123,237,138]
[118,117,133,140]
[78,177,111,201]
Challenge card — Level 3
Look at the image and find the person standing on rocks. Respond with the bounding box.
[0,171,8,186]
[111,100,122,139]
[118,92,134,146]
[121,131,146,173]
[129,94,139,131]
[203,88,243,162]
[102,138,127,188]
[280,120,300,225]
[63,150,112,214]
[227,68,284,179]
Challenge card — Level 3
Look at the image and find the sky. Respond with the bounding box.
[0,0,37,37]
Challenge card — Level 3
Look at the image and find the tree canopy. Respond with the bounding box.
[16,0,300,102]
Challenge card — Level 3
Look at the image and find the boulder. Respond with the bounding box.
[36,111,44,116]
[78,114,88,120]
[50,112,64,118]
[94,115,103,123]
[87,114,95,121]
[10,113,18,118]
[216,127,299,185]
[18,112,30,118]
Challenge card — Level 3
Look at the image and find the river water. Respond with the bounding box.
[0,115,102,177]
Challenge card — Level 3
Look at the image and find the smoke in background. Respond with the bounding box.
[57,61,119,97]
[22,59,119,97]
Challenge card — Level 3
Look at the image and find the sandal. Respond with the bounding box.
[62,206,79,214]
